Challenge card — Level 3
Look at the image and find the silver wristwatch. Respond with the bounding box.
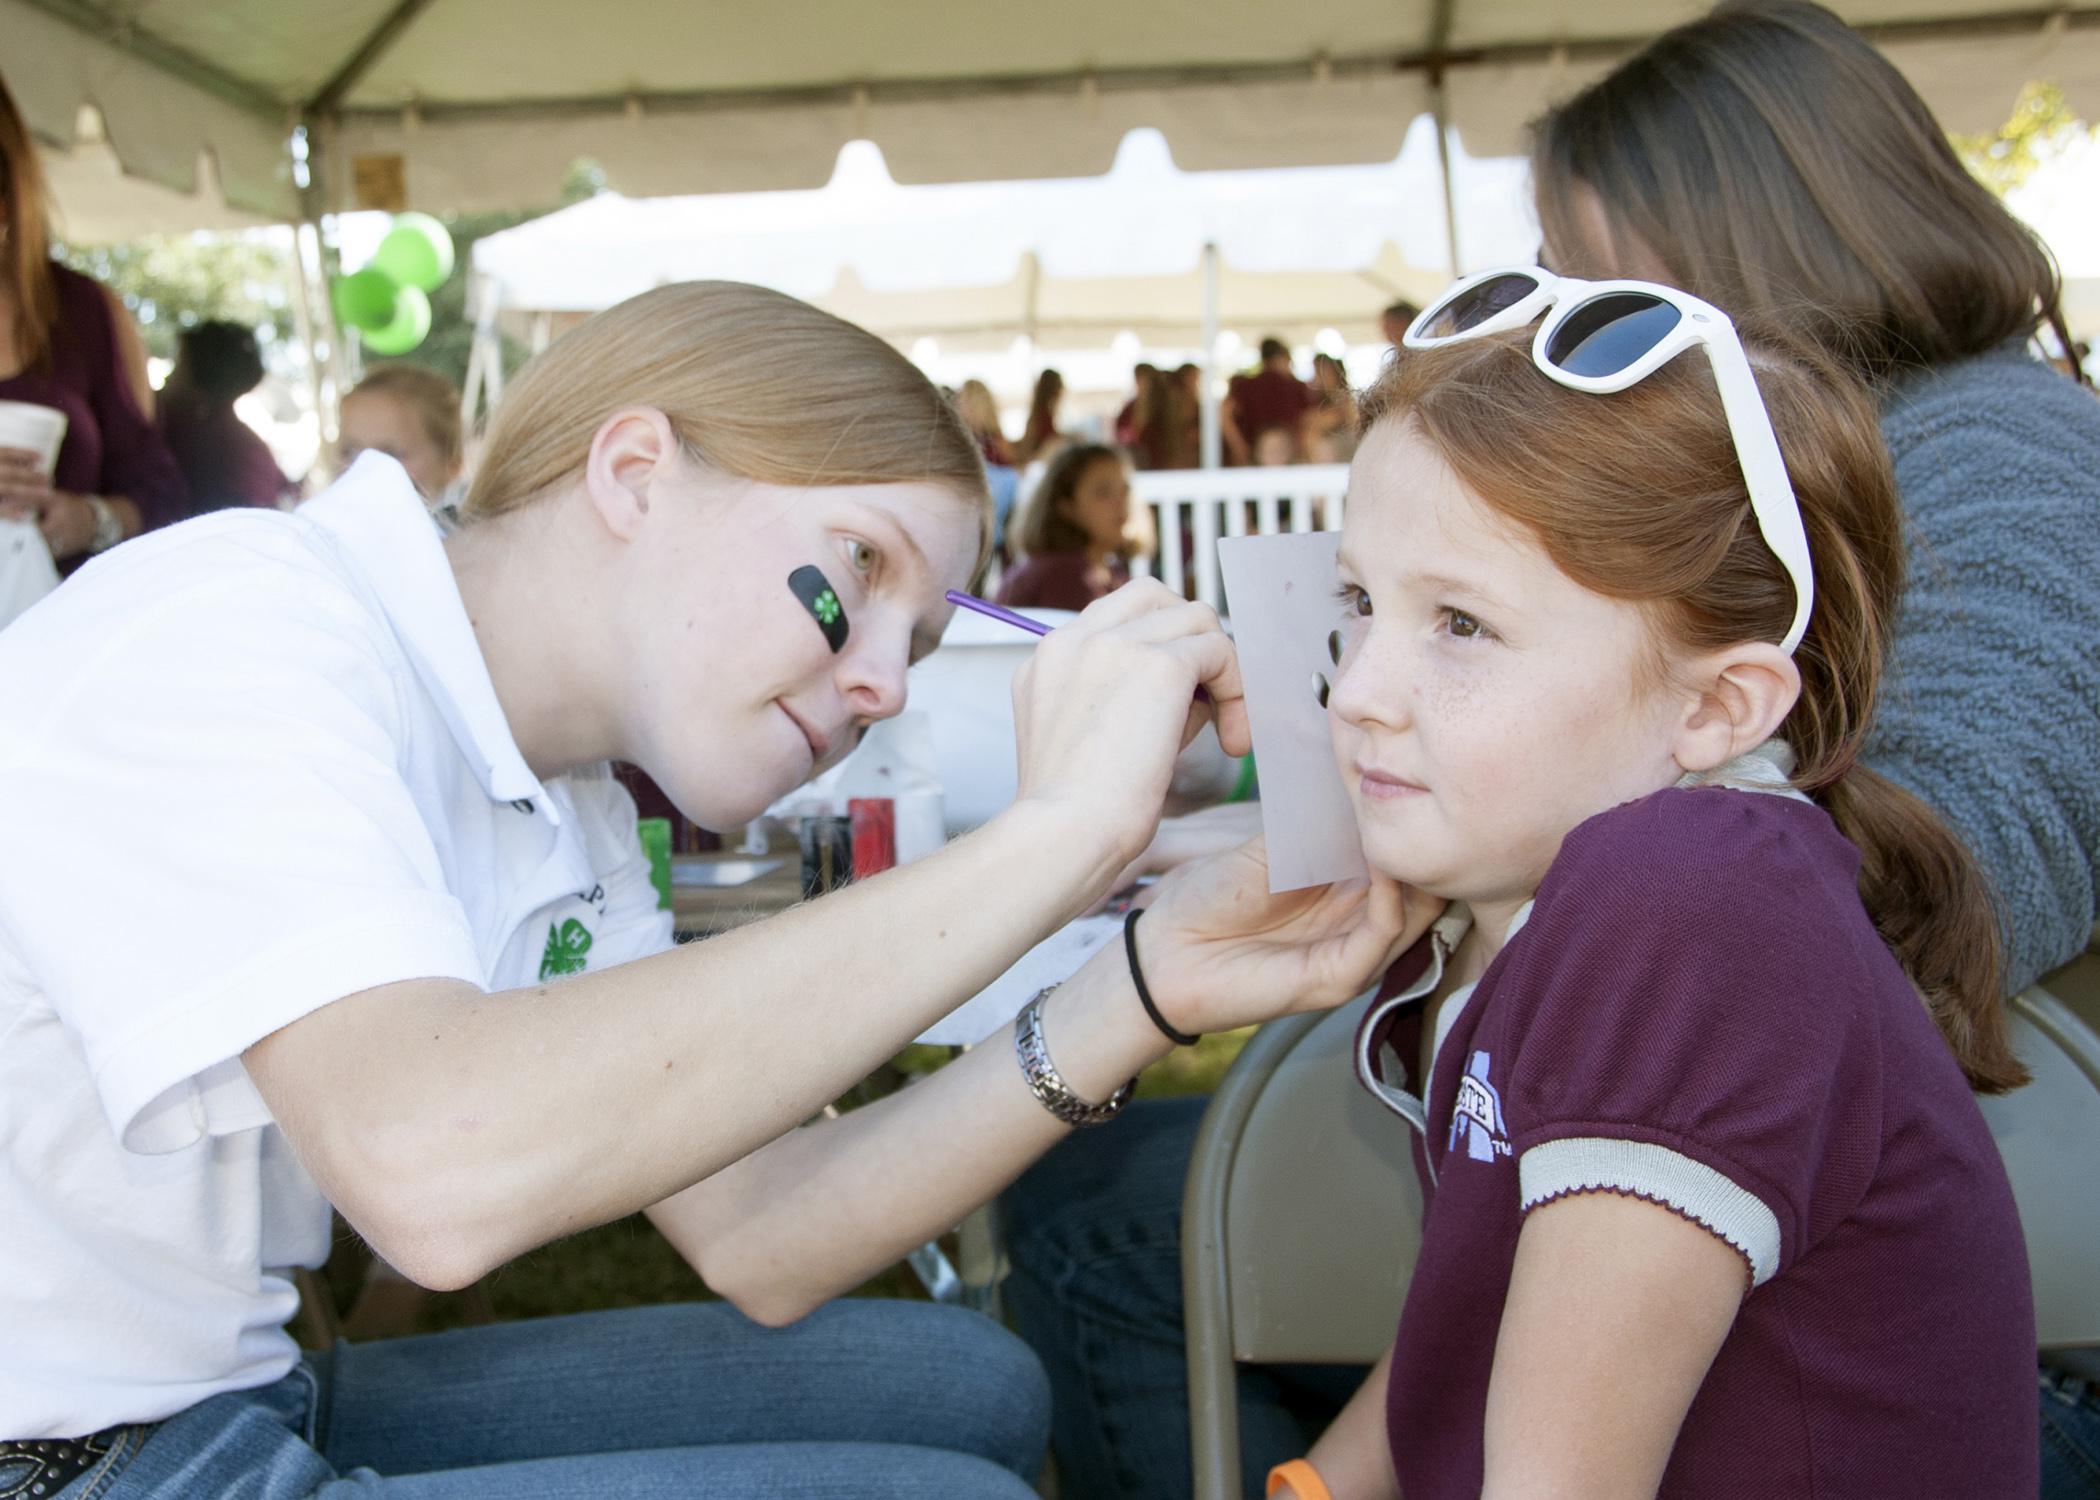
[86,496,124,553]
[1014,986,1134,1127]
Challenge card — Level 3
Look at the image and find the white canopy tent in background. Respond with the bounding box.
[462,120,1540,442]
[468,122,1537,352]
[6,0,2097,240]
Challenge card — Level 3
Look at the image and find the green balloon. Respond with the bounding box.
[331,268,398,332]
[368,212,455,293]
[360,284,431,355]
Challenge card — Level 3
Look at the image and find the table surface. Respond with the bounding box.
[668,852,805,938]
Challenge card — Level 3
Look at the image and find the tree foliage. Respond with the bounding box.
[55,232,297,364]
[1952,80,2095,197]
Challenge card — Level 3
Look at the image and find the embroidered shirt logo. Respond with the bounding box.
[539,917,594,979]
[1448,1049,1512,1162]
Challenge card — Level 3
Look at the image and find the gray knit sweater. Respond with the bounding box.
[1869,342,2100,993]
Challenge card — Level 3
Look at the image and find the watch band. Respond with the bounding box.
[1014,986,1133,1127]
[86,496,124,552]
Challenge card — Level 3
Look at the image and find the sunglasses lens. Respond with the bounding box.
[1422,273,1540,338]
[1543,294,1683,377]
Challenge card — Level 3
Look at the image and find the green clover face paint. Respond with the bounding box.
[788,565,850,653]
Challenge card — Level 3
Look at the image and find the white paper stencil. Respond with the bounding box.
[1217,532,1368,893]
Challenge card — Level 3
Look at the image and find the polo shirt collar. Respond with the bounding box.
[303,454,551,817]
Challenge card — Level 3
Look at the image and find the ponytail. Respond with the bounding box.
[1822,768,2027,1092]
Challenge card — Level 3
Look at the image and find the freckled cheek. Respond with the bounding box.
[1412,668,1543,815]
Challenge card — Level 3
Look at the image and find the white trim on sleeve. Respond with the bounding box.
[1519,1136,1782,1287]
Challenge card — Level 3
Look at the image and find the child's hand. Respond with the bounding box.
[1134,836,1443,1035]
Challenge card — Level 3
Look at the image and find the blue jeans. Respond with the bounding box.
[1000,1096,1364,1500]
[2043,1365,2100,1499]
[66,1300,1047,1497]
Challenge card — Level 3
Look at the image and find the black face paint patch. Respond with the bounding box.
[788,565,850,653]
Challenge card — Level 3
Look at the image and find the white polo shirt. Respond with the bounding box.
[0,455,673,1438]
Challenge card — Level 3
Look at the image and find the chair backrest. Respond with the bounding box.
[1978,954,2100,1352]
[1182,995,1421,1498]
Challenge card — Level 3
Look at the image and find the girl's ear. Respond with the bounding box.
[1670,642,1802,775]
[582,407,681,543]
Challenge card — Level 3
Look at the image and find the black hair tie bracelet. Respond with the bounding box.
[1124,907,1199,1047]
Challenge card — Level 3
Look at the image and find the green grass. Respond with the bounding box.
[348,1029,1251,1339]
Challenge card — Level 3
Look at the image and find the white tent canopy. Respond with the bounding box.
[468,122,1537,349]
[5,0,2097,239]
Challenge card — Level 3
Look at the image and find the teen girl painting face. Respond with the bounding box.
[442,283,991,832]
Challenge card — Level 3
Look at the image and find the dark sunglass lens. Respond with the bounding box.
[1424,273,1540,338]
[1544,294,1682,377]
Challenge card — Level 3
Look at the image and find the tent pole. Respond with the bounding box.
[293,112,350,451]
[1431,76,1462,276]
[1200,240,1221,470]
[281,221,331,464]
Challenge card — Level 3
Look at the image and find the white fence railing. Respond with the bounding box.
[1128,464,1350,611]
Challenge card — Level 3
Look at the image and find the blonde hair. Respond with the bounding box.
[463,281,992,569]
[954,379,1003,442]
[347,363,464,469]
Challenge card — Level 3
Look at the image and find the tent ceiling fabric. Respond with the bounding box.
[2,0,299,230]
[3,0,2096,232]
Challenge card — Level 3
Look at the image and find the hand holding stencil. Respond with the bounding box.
[1216,532,1368,893]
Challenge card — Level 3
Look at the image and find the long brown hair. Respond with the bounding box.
[0,75,58,373]
[464,281,992,573]
[1531,0,2080,385]
[1359,330,2026,1092]
[1011,442,1126,561]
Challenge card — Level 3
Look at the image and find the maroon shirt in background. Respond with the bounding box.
[0,264,188,543]
[995,551,1129,613]
[157,387,291,515]
[1227,367,1313,442]
[1371,788,2036,1498]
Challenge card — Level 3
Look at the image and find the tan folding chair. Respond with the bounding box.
[1181,995,1422,1500]
[1979,947,2100,1352]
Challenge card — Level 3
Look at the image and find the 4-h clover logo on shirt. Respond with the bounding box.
[812,588,842,626]
[539,917,594,979]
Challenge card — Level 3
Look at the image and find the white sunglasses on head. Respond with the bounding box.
[1404,266,1815,655]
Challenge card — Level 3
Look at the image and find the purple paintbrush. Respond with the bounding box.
[944,590,1213,702]
[945,590,1054,637]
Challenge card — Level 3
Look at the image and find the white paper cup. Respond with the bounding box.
[0,400,69,478]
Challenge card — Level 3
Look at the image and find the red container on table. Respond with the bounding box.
[849,797,896,879]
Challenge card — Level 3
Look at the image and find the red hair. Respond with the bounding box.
[0,76,57,373]
[1359,330,2025,1092]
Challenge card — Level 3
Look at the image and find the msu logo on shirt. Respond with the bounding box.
[1448,1049,1511,1163]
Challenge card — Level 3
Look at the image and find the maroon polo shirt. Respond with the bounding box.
[1227,367,1313,442]
[0,264,188,555]
[1360,786,2036,1498]
[994,552,1128,613]
[158,388,292,515]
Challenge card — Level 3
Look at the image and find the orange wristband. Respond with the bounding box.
[1268,1457,1336,1500]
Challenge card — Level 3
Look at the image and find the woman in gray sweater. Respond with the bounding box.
[1001,5,2100,1497]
